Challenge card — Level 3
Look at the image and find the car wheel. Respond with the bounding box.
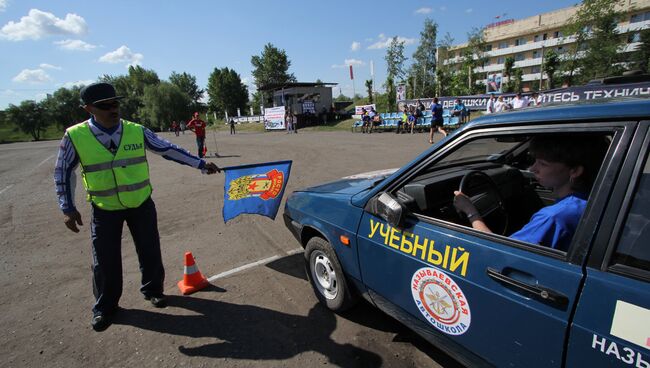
[304,237,358,311]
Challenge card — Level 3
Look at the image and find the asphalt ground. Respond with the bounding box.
[0,128,463,368]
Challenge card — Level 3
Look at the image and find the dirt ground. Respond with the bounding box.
[0,128,463,368]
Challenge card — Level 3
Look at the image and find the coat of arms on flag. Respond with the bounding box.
[222,160,292,222]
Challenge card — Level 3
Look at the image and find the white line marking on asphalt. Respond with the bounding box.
[35,154,55,169]
[207,247,303,282]
[0,184,13,195]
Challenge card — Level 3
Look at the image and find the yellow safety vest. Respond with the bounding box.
[67,120,152,211]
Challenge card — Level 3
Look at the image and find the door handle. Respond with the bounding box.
[486,268,569,310]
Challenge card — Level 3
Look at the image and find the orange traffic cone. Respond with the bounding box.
[177,252,210,295]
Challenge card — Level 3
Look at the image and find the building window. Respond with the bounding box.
[484,44,493,52]
[499,41,509,49]
[515,38,527,46]
[553,31,564,38]
[497,56,505,64]
[531,66,541,73]
[556,46,566,54]
[628,32,641,43]
[532,50,540,59]
[534,34,541,42]
[631,13,643,23]
[543,33,548,40]
[515,53,525,61]
[646,11,650,21]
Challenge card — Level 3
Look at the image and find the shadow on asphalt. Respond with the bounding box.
[265,253,307,281]
[113,296,382,367]
[266,253,464,368]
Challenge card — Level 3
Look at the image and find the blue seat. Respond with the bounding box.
[445,116,460,126]
[390,112,399,119]
[380,113,387,119]
[424,117,432,126]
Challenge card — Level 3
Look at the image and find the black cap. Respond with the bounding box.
[80,82,124,105]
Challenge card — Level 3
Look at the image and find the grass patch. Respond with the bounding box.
[0,122,64,143]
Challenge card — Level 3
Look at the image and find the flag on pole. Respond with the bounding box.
[349,65,354,80]
[222,160,292,223]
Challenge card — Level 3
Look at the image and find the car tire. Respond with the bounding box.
[304,237,358,312]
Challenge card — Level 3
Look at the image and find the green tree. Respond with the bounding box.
[42,85,87,129]
[207,67,249,117]
[562,0,625,85]
[502,56,515,93]
[542,50,560,89]
[435,33,454,96]
[384,36,407,110]
[365,79,374,104]
[633,28,650,73]
[139,82,190,131]
[251,43,296,106]
[411,18,438,98]
[5,100,51,141]
[99,66,160,121]
[169,71,204,111]
[512,68,524,92]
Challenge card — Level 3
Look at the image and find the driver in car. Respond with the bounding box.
[453,135,609,251]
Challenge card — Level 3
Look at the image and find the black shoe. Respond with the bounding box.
[145,294,167,308]
[91,311,113,332]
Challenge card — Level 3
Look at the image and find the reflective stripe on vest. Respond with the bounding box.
[83,156,148,173]
[66,120,152,210]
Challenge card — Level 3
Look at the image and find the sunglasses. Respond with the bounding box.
[93,101,120,110]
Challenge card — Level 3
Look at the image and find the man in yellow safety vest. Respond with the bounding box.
[54,82,220,331]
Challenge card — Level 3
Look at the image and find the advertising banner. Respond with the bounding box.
[302,101,316,114]
[486,73,502,93]
[264,106,286,130]
[397,84,406,101]
[354,104,376,115]
[400,81,650,111]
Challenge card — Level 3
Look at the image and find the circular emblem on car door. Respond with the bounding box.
[411,267,471,335]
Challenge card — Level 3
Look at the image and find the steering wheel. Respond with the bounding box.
[458,170,508,235]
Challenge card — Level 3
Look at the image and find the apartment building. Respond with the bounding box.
[442,0,650,91]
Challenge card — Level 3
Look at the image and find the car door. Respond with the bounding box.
[565,124,650,367]
[356,124,634,367]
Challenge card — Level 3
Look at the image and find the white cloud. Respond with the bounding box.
[39,63,61,70]
[54,39,96,51]
[0,0,8,12]
[12,68,52,83]
[61,79,95,88]
[331,59,365,68]
[466,8,473,13]
[0,9,87,41]
[350,41,361,51]
[367,36,416,50]
[98,45,143,67]
[415,7,432,14]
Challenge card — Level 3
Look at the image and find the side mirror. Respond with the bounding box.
[368,192,407,229]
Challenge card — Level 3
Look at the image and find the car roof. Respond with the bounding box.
[467,98,650,129]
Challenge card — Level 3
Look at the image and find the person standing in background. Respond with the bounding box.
[186,112,207,158]
[229,118,236,135]
[430,97,446,144]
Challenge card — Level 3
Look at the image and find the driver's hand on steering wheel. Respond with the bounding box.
[453,191,479,217]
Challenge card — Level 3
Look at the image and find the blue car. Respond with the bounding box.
[284,98,650,367]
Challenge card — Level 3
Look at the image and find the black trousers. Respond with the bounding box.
[90,197,164,314]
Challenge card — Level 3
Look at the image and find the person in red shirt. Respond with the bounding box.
[186,112,207,157]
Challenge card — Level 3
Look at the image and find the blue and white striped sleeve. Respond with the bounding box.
[53,134,79,213]
[143,128,205,169]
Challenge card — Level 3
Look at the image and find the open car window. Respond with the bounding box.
[395,131,612,254]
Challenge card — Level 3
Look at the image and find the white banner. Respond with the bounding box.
[264,106,286,130]
[397,84,406,101]
[354,104,376,115]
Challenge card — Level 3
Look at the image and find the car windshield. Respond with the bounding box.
[433,137,523,167]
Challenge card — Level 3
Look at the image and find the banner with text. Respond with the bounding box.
[354,104,377,115]
[400,81,650,111]
[264,106,286,130]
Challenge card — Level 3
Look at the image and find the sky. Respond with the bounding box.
[0,0,580,109]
